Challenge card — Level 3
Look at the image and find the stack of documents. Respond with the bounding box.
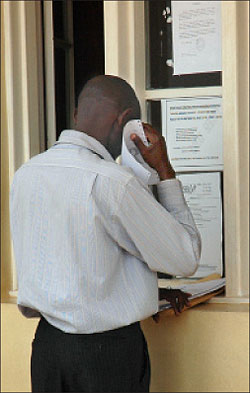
[158,277,226,311]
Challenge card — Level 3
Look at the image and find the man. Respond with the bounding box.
[10,75,201,392]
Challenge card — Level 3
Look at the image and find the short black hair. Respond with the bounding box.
[75,72,101,104]
[77,75,141,119]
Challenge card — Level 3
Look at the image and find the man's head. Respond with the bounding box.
[74,75,141,159]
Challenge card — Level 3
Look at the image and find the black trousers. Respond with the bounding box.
[31,317,150,392]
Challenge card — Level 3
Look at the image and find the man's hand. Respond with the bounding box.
[130,123,175,180]
[152,289,192,322]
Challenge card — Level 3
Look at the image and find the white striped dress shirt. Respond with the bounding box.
[10,130,201,333]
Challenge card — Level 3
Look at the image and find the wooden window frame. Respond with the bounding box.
[104,0,249,301]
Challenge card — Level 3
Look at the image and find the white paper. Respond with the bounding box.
[172,1,222,75]
[177,172,223,278]
[121,120,160,186]
[162,96,223,172]
[159,278,225,310]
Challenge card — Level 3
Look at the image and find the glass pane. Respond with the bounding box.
[145,0,222,89]
[147,100,162,134]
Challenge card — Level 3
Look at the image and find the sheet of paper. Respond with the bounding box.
[121,120,160,186]
[172,1,222,75]
[177,172,223,278]
[158,273,222,289]
[159,278,225,310]
[161,96,223,171]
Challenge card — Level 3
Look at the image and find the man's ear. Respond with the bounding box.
[117,108,133,127]
[73,108,78,125]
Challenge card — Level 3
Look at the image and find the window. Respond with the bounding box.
[145,0,221,89]
[104,0,249,300]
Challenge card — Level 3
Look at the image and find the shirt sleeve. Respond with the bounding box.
[114,177,201,277]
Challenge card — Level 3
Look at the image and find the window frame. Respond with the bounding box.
[2,1,45,298]
[104,0,249,301]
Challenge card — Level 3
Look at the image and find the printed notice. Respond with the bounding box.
[161,96,223,172]
[177,172,223,278]
[172,1,222,75]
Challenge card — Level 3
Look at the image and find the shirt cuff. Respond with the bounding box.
[157,178,187,211]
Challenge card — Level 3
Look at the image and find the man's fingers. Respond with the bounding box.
[130,134,147,154]
[183,292,192,307]
[172,293,188,315]
[152,313,160,323]
[142,123,160,144]
[142,122,159,135]
[185,292,192,298]
[173,305,181,316]
[184,299,191,307]
[170,299,181,316]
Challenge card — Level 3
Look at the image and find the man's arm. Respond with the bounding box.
[131,123,201,264]
[116,175,200,276]
[111,123,201,276]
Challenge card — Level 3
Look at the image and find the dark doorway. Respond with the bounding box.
[52,1,105,139]
[73,1,105,103]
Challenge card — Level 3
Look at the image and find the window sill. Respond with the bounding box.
[8,291,249,312]
[208,295,249,304]
[159,298,249,318]
[193,302,249,314]
[9,290,18,298]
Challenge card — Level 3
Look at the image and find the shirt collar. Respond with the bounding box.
[55,130,115,162]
